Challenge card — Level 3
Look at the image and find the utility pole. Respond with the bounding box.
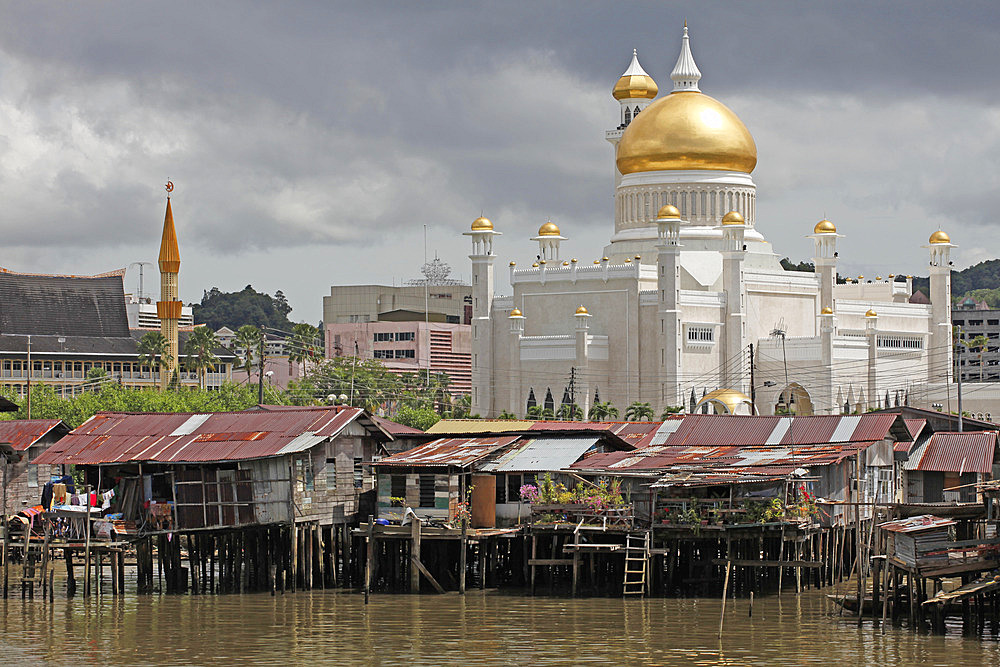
[957,341,964,432]
[350,340,359,406]
[26,335,31,420]
[257,334,265,405]
[567,367,577,417]
[749,343,756,415]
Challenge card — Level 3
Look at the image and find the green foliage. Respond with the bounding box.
[192,285,294,331]
[588,401,619,421]
[233,324,264,381]
[531,472,626,510]
[779,257,815,273]
[288,322,322,374]
[526,405,555,419]
[497,410,518,420]
[393,405,442,431]
[624,401,654,421]
[0,382,271,429]
[183,326,221,390]
[136,331,172,380]
[555,402,583,420]
[659,405,683,419]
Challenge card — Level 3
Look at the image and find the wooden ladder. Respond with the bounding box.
[622,532,649,597]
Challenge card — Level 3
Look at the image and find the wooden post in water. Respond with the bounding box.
[459,520,467,595]
[84,484,92,597]
[364,515,373,603]
[719,559,732,639]
[409,516,421,593]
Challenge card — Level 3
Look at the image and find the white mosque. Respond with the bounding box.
[466,26,954,419]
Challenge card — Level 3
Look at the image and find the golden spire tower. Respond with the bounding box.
[157,181,182,388]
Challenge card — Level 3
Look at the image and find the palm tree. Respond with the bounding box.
[498,410,518,420]
[660,405,683,420]
[183,326,220,390]
[588,401,619,421]
[234,324,264,383]
[136,331,172,390]
[288,323,321,376]
[556,403,583,420]
[625,401,654,421]
[526,405,555,420]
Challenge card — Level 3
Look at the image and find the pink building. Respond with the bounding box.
[326,321,472,394]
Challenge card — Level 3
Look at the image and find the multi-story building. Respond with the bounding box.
[326,321,472,394]
[126,294,195,329]
[952,302,1000,383]
[323,281,471,325]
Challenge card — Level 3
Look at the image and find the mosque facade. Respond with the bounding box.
[467,27,953,419]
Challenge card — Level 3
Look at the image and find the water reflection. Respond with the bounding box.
[1,587,998,665]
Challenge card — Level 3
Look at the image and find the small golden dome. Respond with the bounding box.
[562,261,569,266]
[865,308,878,318]
[845,278,852,283]
[471,216,493,231]
[617,91,757,175]
[906,275,913,279]
[531,262,539,268]
[657,204,681,219]
[539,259,547,265]
[593,260,600,264]
[634,255,641,260]
[821,306,834,315]
[602,256,609,262]
[876,276,882,281]
[571,258,578,263]
[613,49,658,101]
[537,221,561,237]
[509,308,523,318]
[721,211,745,225]
[624,258,632,263]
[575,305,589,315]
[814,219,836,234]
[889,274,895,278]
[857,275,864,281]
[929,230,951,244]
[509,261,516,266]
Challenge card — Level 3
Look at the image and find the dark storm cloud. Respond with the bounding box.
[0,1,997,321]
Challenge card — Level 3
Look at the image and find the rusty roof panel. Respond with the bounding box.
[879,514,957,533]
[374,435,521,468]
[0,419,67,451]
[904,432,996,474]
[32,408,371,465]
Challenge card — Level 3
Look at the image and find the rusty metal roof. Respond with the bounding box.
[374,435,521,468]
[903,431,997,474]
[879,514,957,533]
[33,408,377,465]
[425,419,534,434]
[480,437,602,472]
[0,419,68,451]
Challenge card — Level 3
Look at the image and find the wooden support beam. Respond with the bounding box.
[410,518,421,593]
[528,558,574,566]
[409,556,445,594]
[710,559,821,568]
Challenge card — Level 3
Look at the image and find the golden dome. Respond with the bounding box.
[509,261,516,266]
[616,91,757,175]
[537,221,561,236]
[721,210,744,225]
[876,276,882,281]
[593,260,600,264]
[562,261,569,266]
[539,259,547,265]
[613,49,658,101]
[814,219,836,234]
[634,255,641,260]
[695,388,755,415]
[865,308,878,318]
[929,230,951,244]
[471,216,493,231]
[613,74,658,101]
[821,306,834,315]
[889,274,895,278]
[657,204,681,219]
[575,305,589,315]
[571,258,578,263]
[857,275,864,281]
[601,256,609,262]
[509,308,523,318]
[624,258,632,263]
[531,262,539,268]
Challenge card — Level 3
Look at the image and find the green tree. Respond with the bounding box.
[556,403,583,420]
[588,401,619,421]
[393,405,441,431]
[660,405,684,420]
[625,401,654,421]
[497,410,518,420]
[192,285,295,331]
[136,331,172,390]
[961,333,990,382]
[184,326,221,390]
[288,322,322,375]
[233,324,264,382]
[526,405,554,420]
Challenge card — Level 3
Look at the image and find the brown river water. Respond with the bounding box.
[1,586,997,665]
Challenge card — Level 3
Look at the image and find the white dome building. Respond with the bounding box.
[467,26,953,419]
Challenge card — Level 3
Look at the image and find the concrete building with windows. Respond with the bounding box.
[323,282,472,325]
[466,26,955,419]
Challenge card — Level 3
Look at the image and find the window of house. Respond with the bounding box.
[989,320,999,326]
[390,474,406,501]
[419,475,436,507]
[495,474,506,505]
[687,326,714,343]
[373,350,393,359]
[395,332,415,342]
[374,332,393,342]
[508,474,523,504]
[28,462,38,488]
[295,455,314,493]
[353,457,364,489]
[326,457,337,489]
[395,349,415,359]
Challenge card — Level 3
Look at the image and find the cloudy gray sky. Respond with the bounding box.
[0,1,998,323]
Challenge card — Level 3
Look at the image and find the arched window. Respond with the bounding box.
[624,107,632,124]
[634,106,640,118]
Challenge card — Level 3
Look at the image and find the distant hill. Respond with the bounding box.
[912,259,1000,307]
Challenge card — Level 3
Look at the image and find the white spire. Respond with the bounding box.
[670,24,702,92]
[622,48,650,77]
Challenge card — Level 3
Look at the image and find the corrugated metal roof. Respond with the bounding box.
[904,419,927,441]
[0,419,67,451]
[33,408,373,465]
[879,514,956,533]
[375,435,521,468]
[903,431,996,474]
[425,419,533,434]
[480,437,601,472]
[371,415,424,436]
